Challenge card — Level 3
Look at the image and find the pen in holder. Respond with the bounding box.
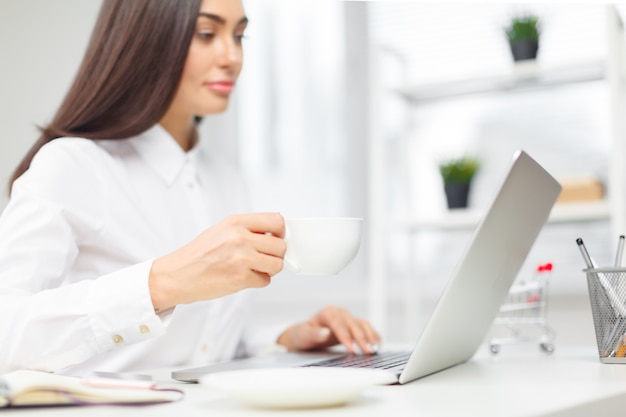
[584,267,626,363]
[577,236,626,363]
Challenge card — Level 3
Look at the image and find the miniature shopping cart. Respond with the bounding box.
[489,262,556,354]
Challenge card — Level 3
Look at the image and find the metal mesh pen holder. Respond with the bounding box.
[585,267,626,363]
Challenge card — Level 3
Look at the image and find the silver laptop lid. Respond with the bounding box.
[399,150,561,384]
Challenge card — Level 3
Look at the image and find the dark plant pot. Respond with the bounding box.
[509,39,539,62]
[444,182,471,209]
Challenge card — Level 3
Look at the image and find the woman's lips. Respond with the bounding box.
[205,81,234,94]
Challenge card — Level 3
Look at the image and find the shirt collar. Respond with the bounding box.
[127,124,201,187]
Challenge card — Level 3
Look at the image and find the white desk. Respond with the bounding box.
[4,345,626,417]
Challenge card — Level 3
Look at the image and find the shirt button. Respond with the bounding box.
[112,335,124,344]
[201,344,209,353]
[139,325,150,334]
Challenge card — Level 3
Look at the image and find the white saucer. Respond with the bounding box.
[200,367,396,409]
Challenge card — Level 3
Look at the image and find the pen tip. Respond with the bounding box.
[576,237,583,245]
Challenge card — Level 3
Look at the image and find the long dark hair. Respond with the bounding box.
[9,0,202,190]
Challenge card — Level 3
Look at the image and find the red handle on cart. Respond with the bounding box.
[536,262,553,273]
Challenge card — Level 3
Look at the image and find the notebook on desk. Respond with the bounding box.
[172,150,562,385]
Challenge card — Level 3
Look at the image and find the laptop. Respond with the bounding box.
[172,150,561,385]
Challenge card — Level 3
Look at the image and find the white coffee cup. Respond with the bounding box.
[284,217,363,275]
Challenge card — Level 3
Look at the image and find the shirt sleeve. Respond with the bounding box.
[0,140,165,373]
[0,261,167,373]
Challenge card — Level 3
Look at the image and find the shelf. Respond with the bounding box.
[367,6,626,339]
[389,200,610,232]
[394,60,607,103]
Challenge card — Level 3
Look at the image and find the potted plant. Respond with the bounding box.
[439,155,480,209]
[504,14,541,62]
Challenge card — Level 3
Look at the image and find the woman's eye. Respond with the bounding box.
[197,32,214,40]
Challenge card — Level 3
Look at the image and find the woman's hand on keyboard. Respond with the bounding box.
[276,305,381,355]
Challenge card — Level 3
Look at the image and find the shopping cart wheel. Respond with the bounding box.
[540,343,554,354]
[489,344,500,354]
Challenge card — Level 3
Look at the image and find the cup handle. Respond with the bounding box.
[283,225,301,273]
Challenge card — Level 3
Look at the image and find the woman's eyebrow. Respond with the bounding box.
[198,13,248,26]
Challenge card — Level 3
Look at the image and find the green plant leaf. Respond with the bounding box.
[439,156,480,184]
[505,15,540,42]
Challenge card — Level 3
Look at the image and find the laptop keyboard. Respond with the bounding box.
[302,351,410,371]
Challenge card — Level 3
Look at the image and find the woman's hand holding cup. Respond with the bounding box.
[148,213,286,312]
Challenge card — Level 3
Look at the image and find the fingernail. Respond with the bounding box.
[368,343,380,353]
[352,342,363,355]
[317,327,331,341]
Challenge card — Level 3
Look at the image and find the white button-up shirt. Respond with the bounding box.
[0,124,283,376]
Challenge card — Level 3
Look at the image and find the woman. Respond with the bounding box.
[0,0,379,375]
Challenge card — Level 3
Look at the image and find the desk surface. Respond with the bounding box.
[4,345,626,417]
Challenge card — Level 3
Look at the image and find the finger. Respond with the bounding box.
[231,213,285,238]
[359,319,382,351]
[336,312,373,355]
[293,324,332,351]
[323,310,358,354]
[349,319,382,354]
[249,270,272,288]
[248,250,284,277]
[249,232,287,259]
[319,308,381,355]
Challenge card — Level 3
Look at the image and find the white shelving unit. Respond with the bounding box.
[395,59,606,104]
[390,200,611,233]
[367,5,626,339]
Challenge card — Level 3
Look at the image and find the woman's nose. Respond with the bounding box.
[216,36,242,69]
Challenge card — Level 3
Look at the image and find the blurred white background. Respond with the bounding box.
[0,1,620,346]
